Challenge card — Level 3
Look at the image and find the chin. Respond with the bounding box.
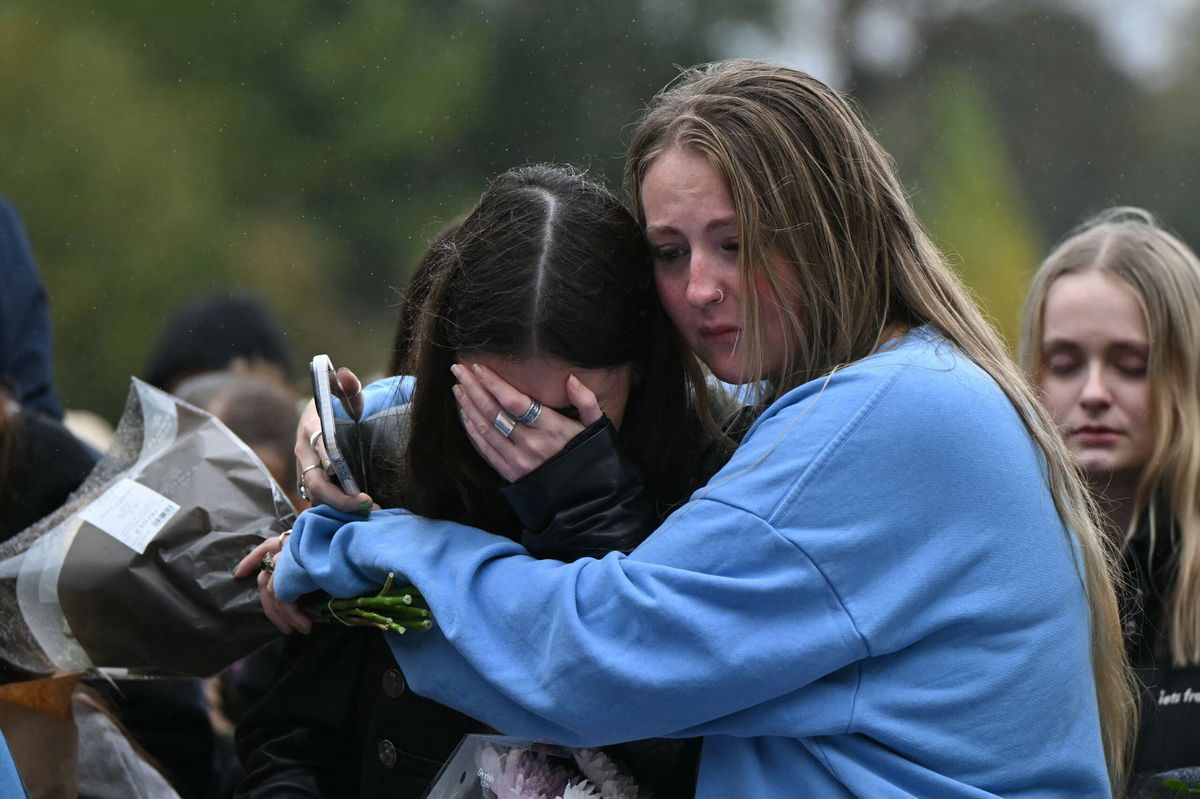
[1077,454,1115,476]
[698,354,743,385]
[1078,459,1143,493]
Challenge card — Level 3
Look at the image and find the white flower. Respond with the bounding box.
[558,780,603,799]
[571,748,640,799]
[478,746,574,799]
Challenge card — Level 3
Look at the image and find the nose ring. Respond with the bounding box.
[712,289,724,305]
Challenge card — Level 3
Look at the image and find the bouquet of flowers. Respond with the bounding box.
[0,378,293,678]
[425,735,644,799]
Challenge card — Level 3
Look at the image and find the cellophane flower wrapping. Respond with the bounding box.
[424,735,644,799]
[0,378,292,678]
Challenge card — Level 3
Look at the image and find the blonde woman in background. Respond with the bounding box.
[1021,207,1200,795]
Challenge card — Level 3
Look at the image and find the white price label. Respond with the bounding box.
[78,478,180,554]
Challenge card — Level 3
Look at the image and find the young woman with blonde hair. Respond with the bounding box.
[272,61,1134,796]
[1021,207,1200,791]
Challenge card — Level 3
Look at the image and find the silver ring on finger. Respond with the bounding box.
[308,429,324,452]
[493,410,517,438]
[515,399,542,426]
[259,552,275,573]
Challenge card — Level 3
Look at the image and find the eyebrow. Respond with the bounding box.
[1041,337,1148,352]
[645,217,738,237]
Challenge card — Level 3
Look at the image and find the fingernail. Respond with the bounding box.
[471,363,482,375]
[450,364,462,378]
[323,459,331,470]
[357,501,373,515]
[452,384,463,400]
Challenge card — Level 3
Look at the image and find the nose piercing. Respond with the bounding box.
[712,289,724,305]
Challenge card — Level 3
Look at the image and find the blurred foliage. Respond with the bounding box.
[1,0,1197,421]
[0,0,770,421]
[845,1,1199,345]
[912,68,1042,345]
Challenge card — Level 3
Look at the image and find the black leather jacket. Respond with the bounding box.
[1124,505,1200,796]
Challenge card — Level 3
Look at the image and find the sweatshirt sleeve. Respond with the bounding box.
[332,375,415,421]
[273,496,866,745]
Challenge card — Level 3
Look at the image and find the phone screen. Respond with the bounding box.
[309,354,364,496]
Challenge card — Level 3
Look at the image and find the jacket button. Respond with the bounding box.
[378,739,397,768]
[382,668,406,698]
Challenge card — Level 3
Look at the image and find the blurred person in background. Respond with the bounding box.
[0,193,62,421]
[0,192,95,542]
[144,291,294,396]
[0,385,96,544]
[1021,207,1200,796]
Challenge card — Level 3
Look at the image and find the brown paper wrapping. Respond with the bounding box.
[0,674,81,798]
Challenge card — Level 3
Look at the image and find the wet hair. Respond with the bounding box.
[1020,207,1200,667]
[626,60,1134,789]
[385,164,696,530]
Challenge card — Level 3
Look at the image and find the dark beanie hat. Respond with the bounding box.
[143,291,293,391]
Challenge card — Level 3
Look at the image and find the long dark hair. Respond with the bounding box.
[383,164,697,533]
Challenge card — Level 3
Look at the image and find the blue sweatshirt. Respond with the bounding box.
[276,329,1111,797]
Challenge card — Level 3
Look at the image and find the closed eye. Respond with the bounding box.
[652,246,687,263]
[1045,357,1080,376]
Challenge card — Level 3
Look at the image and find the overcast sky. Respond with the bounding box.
[720,0,1196,89]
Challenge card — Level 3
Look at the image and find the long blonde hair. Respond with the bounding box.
[626,59,1134,791]
[1020,206,1200,668]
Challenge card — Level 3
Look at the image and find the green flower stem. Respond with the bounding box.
[336,609,434,633]
[314,572,435,635]
[327,595,424,612]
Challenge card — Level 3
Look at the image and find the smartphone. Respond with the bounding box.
[309,354,364,496]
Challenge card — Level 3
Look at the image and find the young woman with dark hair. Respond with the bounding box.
[234,164,736,798]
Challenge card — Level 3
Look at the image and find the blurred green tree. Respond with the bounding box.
[0,0,768,421]
[912,68,1042,346]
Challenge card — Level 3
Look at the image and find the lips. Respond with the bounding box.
[1073,425,1122,446]
[699,324,739,343]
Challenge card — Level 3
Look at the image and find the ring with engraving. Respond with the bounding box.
[515,400,542,426]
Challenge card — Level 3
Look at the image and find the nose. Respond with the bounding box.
[1078,365,1112,413]
[683,249,726,308]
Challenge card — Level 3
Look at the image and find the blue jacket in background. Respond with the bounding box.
[278,329,1111,797]
[0,194,61,419]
